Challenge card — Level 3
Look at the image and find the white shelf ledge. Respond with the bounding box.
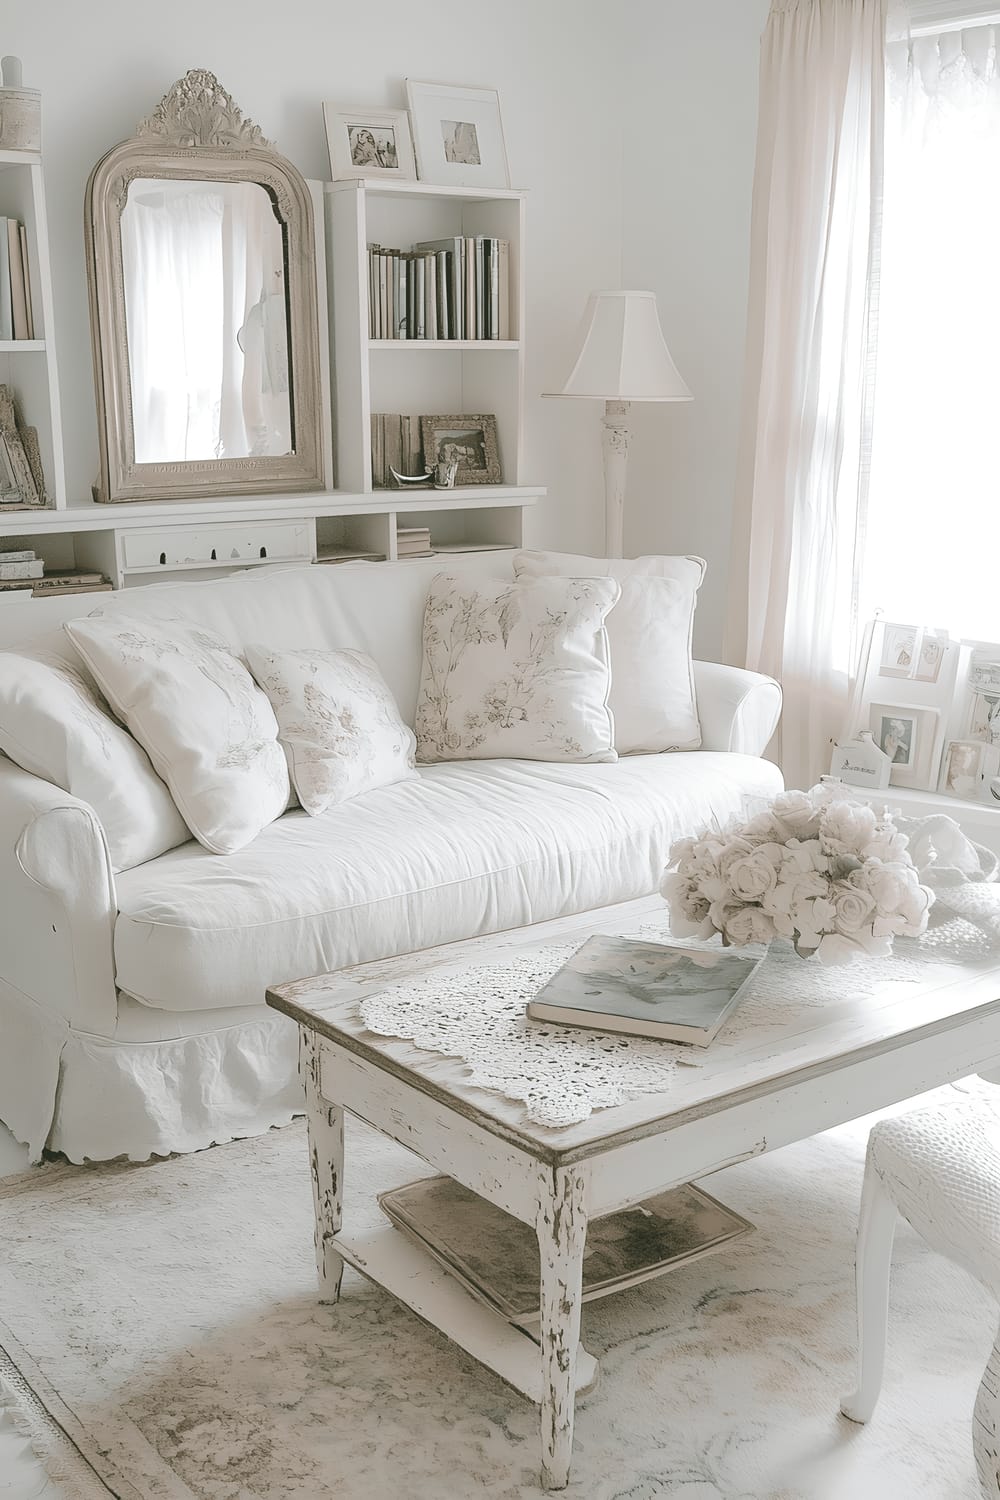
[0,486,543,533]
[0,340,45,353]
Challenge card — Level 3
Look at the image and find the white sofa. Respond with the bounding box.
[0,556,782,1163]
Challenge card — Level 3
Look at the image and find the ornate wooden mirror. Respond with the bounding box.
[85,69,325,503]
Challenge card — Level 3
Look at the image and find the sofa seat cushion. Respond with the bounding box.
[112,753,783,1014]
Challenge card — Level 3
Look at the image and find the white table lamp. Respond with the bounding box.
[544,290,692,557]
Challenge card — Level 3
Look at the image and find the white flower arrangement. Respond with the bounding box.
[661,784,935,965]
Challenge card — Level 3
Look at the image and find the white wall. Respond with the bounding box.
[7,0,768,653]
[5,0,622,548]
[621,0,768,657]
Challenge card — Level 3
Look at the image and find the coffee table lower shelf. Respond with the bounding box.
[333,1222,601,1403]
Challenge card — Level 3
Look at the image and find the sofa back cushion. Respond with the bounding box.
[65,614,290,856]
[0,635,190,871]
[513,550,704,754]
[84,556,510,728]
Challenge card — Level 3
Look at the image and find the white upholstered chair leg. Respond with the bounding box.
[975,1322,1000,1497]
[840,1096,1000,1499]
[840,1151,898,1424]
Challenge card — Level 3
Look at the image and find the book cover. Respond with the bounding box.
[0,549,36,562]
[19,224,33,339]
[465,235,476,340]
[396,257,408,338]
[496,239,510,340]
[424,253,437,339]
[414,238,465,338]
[436,251,449,339]
[414,257,425,339]
[0,219,11,341]
[488,237,500,340]
[0,558,43,579]
[526,935,764,1046]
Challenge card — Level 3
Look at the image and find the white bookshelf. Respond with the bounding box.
[0,148,66,507]
[326,177,531,557]
[0,171,542,590]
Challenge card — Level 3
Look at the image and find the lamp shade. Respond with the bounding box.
[544,290,693,402]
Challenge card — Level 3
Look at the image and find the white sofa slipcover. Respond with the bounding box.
[0,557,782,1162]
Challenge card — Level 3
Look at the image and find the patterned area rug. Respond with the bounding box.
[0,1096,991,1499]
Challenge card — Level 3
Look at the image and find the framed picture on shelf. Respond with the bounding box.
[969,690,1000,746]
[405,81,510,188]
[868,701,939,788]
[939,738,987,799]
[879,622,948,682]
[322,104,416,181]
[419,414,501,485]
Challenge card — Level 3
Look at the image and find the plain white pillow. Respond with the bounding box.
[513,550,704,753]
[0,642,190,871]
[65,613,290,856]
[246,644,418,815]
[414,572,619,764]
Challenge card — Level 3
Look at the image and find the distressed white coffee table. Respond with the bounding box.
[266,895,1000,1491]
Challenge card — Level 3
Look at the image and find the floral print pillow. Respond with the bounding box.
[245,645,418,815]
[414,573,619,764]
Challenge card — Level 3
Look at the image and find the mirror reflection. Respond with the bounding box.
[120,178,292,465]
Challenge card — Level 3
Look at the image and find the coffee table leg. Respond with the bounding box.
[537,1167,588,1491]
[299,1027,345,1302]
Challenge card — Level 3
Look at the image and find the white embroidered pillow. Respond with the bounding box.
[513,550,704,754]
[64,614,289,855]
[245,645,418,815]
[414,573,619,764]
[0,642,190,871]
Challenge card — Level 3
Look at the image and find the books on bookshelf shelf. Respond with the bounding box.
[395,526,433,558]
[0,219,35,341]
[0,549,111,595]
[370,413,426,488]
[367,236,511,341]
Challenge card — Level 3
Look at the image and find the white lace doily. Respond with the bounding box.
[358,907,992,1128]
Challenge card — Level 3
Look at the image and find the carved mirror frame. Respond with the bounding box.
[85,69,325,503]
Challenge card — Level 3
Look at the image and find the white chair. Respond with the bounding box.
[841,1097,1000,1497]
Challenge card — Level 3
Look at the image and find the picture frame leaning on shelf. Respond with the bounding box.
[323,103,416,181]
[0,384,42,507]
[419,413,501,485]
[405,80,510,188]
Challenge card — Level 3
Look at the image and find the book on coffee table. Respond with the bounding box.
[526,935,764,1046]
[378,1174,753,1324]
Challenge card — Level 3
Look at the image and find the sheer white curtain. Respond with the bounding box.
[728,0,887,790]
[859,21,1000,641]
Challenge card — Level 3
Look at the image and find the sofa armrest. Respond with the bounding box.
[694,660,782,757]
[0,757,118,1038]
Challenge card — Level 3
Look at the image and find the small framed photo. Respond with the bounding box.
[939,738,987,799]
[869,702,939,788]
[419,413,501,485]
[323,104,416,181]
[879,622,947,682]
[969,690,1000,745]
[405,81,510,188]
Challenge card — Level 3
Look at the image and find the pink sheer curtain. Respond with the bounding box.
[728,0,887,790]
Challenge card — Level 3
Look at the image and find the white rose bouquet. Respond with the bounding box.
[661,784,934,965]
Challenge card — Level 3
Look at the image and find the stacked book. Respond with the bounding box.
[368,237,511,341]
[0,548,111,597]
[0,220,35,341]
[395,526,433,559]
[371,413,424,488]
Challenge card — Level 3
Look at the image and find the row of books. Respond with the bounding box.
[368,237,511,341]
[371,412,424,488]
[0,220,36,341]
[0,548,110,596]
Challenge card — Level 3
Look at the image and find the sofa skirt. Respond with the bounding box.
[3,983,304,1163]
